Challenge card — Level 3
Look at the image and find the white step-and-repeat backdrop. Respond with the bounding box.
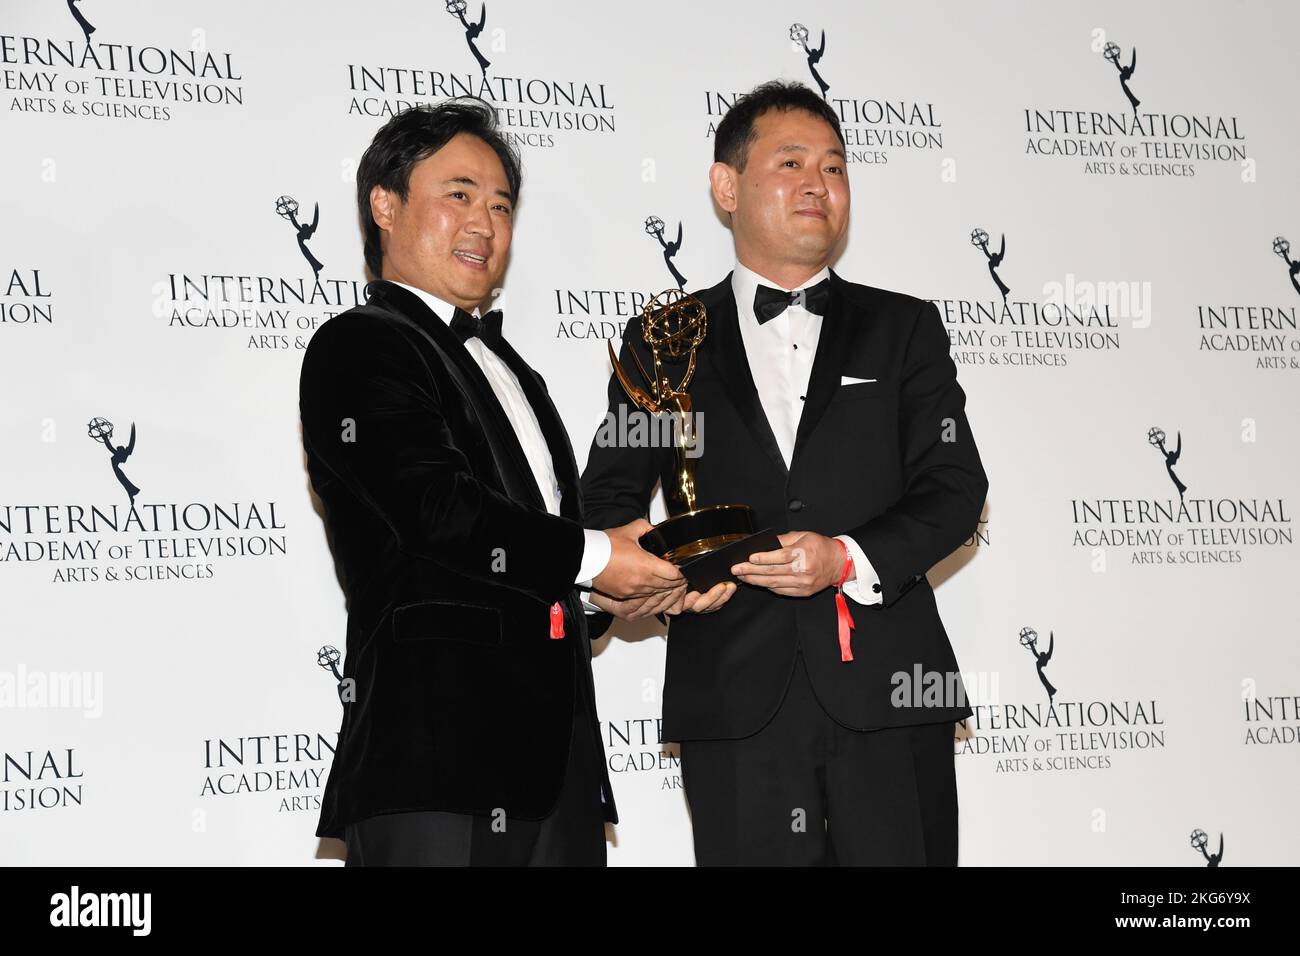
[3,0,1297,866]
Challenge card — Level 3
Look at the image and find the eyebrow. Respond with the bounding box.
[444,176,514,201]
[775,143,847,160]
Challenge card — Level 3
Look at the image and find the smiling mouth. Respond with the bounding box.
[454,250,490,268]
[795,208,828,219]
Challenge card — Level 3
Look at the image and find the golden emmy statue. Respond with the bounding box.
[607,289,778,591]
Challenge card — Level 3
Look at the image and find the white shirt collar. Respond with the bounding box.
[388,280,476,324]
[731,261,831,325]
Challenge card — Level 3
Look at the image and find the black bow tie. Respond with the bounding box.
[753,278,830,324]
[450,308,504,346]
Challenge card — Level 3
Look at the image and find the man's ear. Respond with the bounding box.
[369,184,396,232]
[708,162,738,214]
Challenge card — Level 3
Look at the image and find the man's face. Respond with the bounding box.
[712,108,850,272]
[371,132,513,310]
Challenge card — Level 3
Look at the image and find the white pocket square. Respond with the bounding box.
[840,376,877,385]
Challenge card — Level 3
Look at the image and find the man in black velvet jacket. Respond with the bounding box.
[299,100,684,865]
[582,82,989,865]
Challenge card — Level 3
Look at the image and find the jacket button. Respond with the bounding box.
[788,498,804,512]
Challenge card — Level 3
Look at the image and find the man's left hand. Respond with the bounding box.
[730,531,851,597]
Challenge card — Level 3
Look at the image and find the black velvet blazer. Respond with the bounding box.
[300,280,614,839]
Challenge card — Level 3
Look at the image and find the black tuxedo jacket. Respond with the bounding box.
[300,280,615,839]
[582,272,988,741]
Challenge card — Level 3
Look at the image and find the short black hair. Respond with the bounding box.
[356,98,522,278]
[713,80,845,172]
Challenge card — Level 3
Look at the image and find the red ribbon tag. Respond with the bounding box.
[550,602,565,640]
[835,540,855,662]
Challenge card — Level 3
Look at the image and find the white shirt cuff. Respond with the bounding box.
[576,529,612,589]
[835,534,882,606]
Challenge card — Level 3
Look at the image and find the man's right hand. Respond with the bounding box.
[591,518,684,601]
[589,579,735,622]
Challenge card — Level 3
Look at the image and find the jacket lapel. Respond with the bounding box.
[487,336,589,644]
[367,281,545,511]
[701,276,789,478]
[488,335,583,523]
[791,271,858,466]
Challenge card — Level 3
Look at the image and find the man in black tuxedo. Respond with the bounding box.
[300,100,684,866]
[582,81,988,866]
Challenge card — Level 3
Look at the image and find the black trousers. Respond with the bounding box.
[344,657,607,867]
[679,652,959,866]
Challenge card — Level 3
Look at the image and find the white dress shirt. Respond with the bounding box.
[731,262,883,606]
[393,282,611,586]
